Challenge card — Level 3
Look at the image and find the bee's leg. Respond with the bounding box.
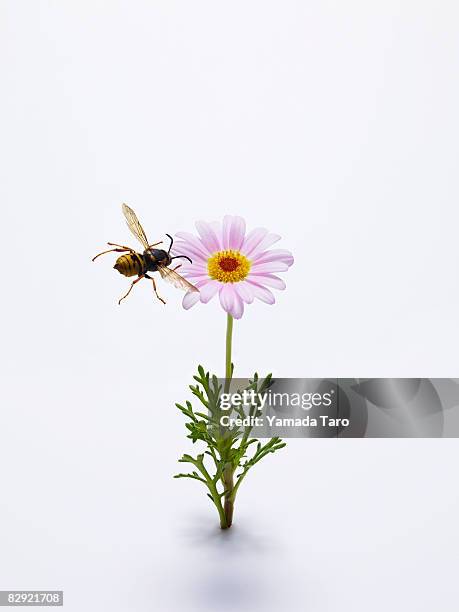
[172,264,182,271]
[118,275,145,305]
[92,247,131,262]
[147,241,162,248]
[144,273,166,305]
[107,242,137,252]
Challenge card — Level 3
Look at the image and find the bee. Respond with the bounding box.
[92,203,199,305]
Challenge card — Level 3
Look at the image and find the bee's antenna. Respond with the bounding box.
[170,255,193,264]
[166,233,174,254]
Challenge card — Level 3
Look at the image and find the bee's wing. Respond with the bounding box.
[157,265,199,293]
[122,203,149,250]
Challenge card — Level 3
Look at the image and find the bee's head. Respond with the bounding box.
[145,248,171,266]
[144,232,193,269]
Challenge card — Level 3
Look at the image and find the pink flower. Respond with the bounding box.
[172,216,294,319]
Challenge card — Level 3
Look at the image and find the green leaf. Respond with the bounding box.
[175,367,286,519]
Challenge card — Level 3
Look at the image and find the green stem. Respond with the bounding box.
[195,457,227,528]
[222,463,234,528]
[222,313,235,528]
[224,313,233,393]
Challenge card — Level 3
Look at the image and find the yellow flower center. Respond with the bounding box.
[207,249,251,283]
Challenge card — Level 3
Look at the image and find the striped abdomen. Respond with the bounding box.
[114,253,145,277]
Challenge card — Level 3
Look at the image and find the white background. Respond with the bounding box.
[1,2,459,611]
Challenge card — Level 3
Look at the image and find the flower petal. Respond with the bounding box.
[229,216,246,250]
[172,242,208,263]
[221,215,233,250]
[195,220,221,253]
[174,232,210,259]
[182,272,210,283]
[241,227,268,257]
[252,249,294,267]
[250,261,290,273]
[182,290,200,310]
[175,261,208,275]
[231,292,244,319]
[245,231,282,256]
[199,280,221,303]
[234,280,254,303]
[248,273,286,290]
[219,284,235,314]
[210,220,221,235]
[246,281,276,304]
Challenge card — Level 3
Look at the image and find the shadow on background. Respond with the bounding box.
[173,513,312,612]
